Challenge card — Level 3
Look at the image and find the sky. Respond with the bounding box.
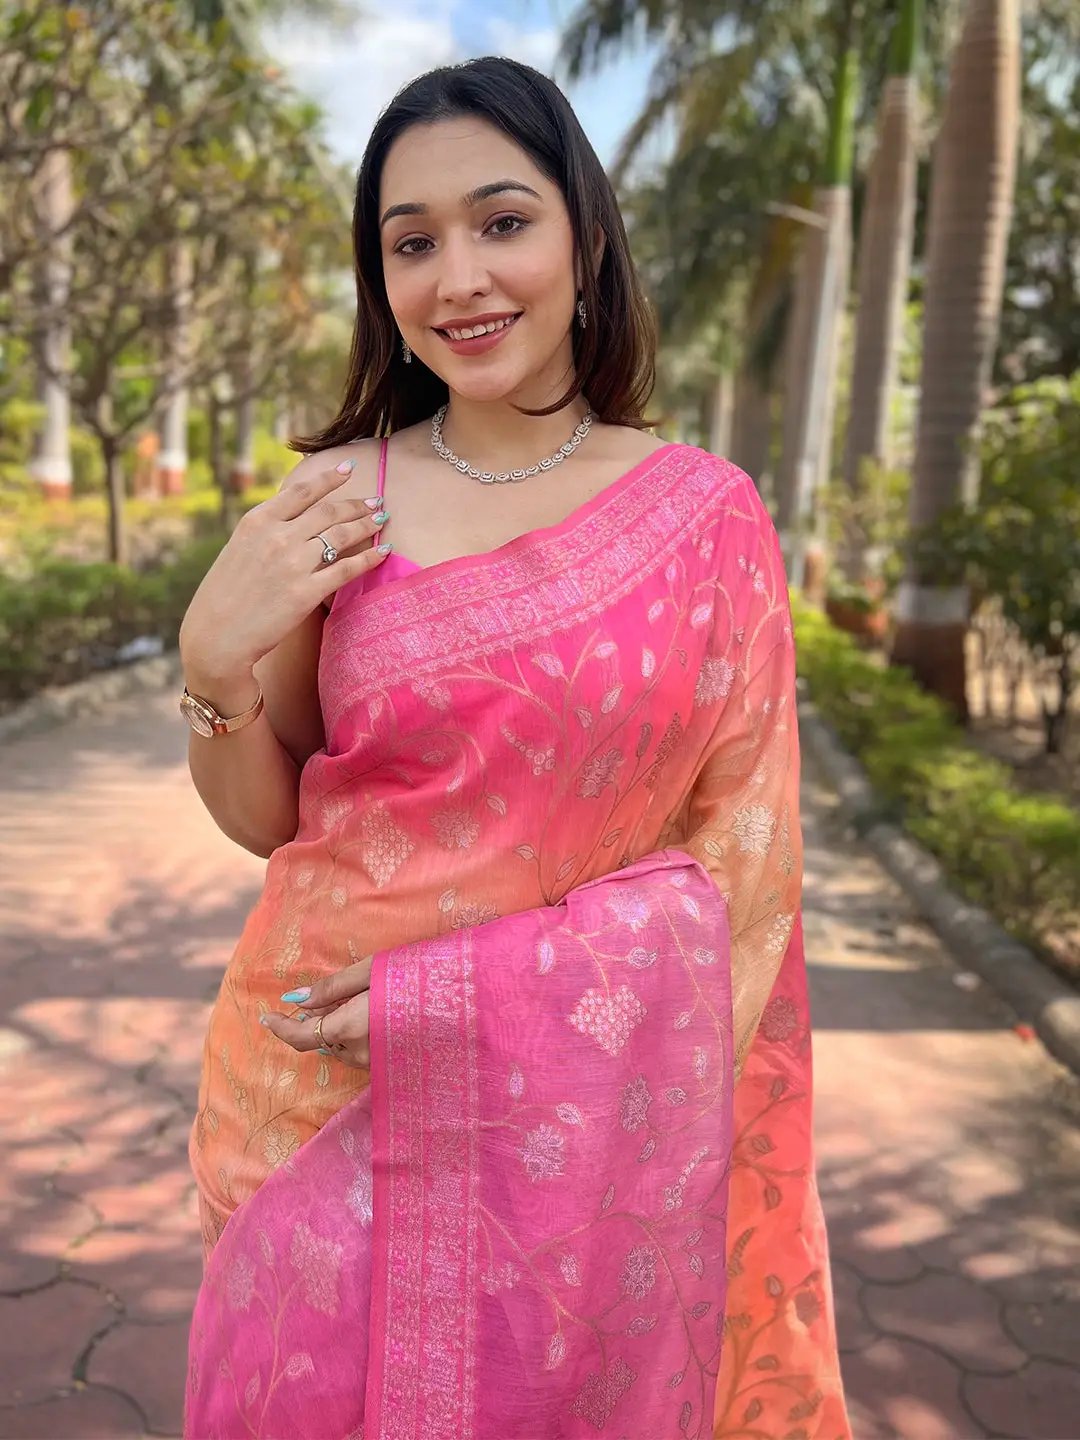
[260,0,657,175]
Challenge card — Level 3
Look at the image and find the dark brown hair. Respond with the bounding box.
[292,56,656,452]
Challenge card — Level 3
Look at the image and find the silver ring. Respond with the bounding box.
[315,532,338,566]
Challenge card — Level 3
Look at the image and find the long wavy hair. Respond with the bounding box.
[291,56,657,452]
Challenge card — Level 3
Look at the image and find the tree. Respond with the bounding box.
[996,2,1080,384]
[840,0,921,577]
[891,0,1022,714]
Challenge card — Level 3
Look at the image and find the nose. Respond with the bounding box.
[435,232,492,308]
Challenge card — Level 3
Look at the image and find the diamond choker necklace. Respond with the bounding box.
[430,404,597,485]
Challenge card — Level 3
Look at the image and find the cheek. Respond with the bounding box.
[503,238,575,314]
[384,265,428,326]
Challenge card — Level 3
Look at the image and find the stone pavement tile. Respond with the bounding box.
[0,1282,119,1406]
[862,1270,1027,1376]
[821,1201,927,1284]
[830,1259,878,1355]
[0,1384,145,1439]
[839,1335,979,1440]
[0,1182,97,1293]
[1003,1297,1080,1368]
[87,1319,188,1437]
[68,1216,202,1323]
[964,1359,1080,1440]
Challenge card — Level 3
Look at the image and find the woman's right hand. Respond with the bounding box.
[179,458,391,685]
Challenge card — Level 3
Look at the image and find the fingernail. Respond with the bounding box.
[372,510,388,526]
[318,1046,332,1056]
[364,497,382,509]
[335,459,355,474]
[377,542,393,554]
[259,1015,272,1027]
[280,988,311,1003]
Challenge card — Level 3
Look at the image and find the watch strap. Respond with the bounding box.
[182,686,265,736]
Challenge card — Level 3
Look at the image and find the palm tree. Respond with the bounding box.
[774,15,860,587]
[891,0,1021,714]
[840,0,922,578]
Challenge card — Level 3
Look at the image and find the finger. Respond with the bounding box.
[319,993,370,1060]
[270,462,355,522]
[313,543,395,598]
[293,958,372,1012]
[306,514,387,571]
[298,494,384,536]
[260,1011,324,1053]
[277,964,371,1013]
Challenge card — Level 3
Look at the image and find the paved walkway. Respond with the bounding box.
[0,690,1078,1439]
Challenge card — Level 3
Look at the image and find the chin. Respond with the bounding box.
[437,366,530,406]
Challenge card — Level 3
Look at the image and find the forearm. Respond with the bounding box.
[183,669,301,858]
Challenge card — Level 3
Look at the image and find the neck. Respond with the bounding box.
[438,389,592,474]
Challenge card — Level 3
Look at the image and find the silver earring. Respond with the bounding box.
[576,297,587,328]
[402,337,412,364]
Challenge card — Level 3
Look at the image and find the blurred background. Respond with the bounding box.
[1,1,1078,1437]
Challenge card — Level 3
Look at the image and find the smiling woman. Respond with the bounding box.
[179,54,850,1440]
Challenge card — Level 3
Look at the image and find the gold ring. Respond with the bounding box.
[313,1015,328,1045]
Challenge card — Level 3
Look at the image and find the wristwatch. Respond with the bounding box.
[180,686,265,739]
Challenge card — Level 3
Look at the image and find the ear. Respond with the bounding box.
[576,225,607,290]
[591,223,606,272]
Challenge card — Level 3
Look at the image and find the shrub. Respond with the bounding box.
[0,534,227,707]
[795,599,1080,971]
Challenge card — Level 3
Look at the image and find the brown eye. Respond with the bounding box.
[487,216,529,239]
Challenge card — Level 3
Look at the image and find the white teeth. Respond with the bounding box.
[445,315,517,341]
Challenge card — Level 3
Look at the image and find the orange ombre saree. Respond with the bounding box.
[186,443,849,1438]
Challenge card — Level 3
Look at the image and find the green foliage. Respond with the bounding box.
[915,374,1080,750]
[795,600,1080,971]
[822,457,912,590]
[0,536,227,707]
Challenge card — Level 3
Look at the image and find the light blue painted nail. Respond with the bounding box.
[281,987,311,1003]
[372,510,388,525]
[259,1015,271,1027]
[377,542,393,554]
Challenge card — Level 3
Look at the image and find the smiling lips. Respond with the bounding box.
[434,312,522,353]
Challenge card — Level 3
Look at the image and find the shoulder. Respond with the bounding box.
[650,442,767,512]
[279,437,384,492]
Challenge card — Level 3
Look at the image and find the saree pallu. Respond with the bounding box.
[187,443,850,1437]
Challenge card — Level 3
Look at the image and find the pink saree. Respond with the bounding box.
[186,443,849,1438]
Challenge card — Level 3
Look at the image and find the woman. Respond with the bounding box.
[180,56,849,1440]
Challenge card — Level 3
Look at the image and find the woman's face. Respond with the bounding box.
[379,117,579,407]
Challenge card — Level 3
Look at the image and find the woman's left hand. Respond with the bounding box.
[260,956,373,1069]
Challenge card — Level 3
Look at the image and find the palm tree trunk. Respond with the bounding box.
[777,39,859,587]
[29,148,74,500]
[891,0,1021,715]
[841,0,921,579]
[157,239,193,496]
[706,371,734,456]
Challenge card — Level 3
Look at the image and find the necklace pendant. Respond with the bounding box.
[430,403,596,485]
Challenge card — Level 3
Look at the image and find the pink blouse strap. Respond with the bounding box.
[377,436,389,498]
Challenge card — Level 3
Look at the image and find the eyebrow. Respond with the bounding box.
[379,179,543,229]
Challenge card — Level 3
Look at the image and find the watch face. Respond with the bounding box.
[180,693,216,739]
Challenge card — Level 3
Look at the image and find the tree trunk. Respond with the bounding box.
[706,371,734,457]
[731,367,772,493]
[892,0,1021,716]
[776,41,859,585]
[157,239,193,497]
[841,0,921,579]
[29,148,74,500]
[102,434,127,566]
